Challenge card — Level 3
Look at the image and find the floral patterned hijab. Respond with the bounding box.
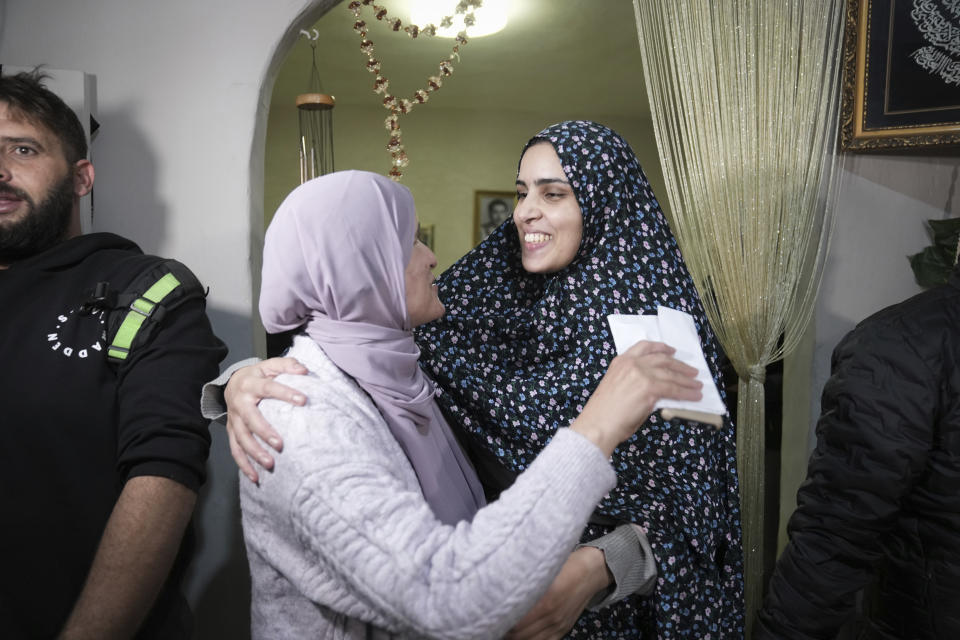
[416,121,744,637]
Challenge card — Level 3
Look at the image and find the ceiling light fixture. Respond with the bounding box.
[410,0,508,38]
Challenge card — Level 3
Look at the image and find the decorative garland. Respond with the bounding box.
[348,0,483,179]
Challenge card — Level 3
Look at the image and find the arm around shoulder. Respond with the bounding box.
[246,384,616,640]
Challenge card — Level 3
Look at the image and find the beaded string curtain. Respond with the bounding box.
[633,0,844,633]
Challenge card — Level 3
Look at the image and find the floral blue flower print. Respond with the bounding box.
[416,121,744,638]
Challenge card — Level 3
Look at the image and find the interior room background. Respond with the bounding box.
[1,0,957,636]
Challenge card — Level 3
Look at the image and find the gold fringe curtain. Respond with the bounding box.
[632,0,844,634]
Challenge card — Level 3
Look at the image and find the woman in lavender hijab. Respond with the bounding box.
[233,169,701,638]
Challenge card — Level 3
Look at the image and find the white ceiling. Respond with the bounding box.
[271,0,650,119]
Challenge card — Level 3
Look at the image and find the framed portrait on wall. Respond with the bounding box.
[473,191,516,244]
[417,224,435,251]
[840,0,960,150]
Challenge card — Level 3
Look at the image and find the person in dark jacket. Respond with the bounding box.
[0,70,226,638]
[756,257,960,639]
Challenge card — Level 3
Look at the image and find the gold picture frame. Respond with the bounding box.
[417,224,435,251]
[840,0,960,151]
[473,190,515,245]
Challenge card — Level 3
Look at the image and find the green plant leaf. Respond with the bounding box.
[909,217,958,288]
[930,217,960,251]
[908,246,952,288]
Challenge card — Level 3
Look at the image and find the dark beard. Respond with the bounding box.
[0,174,75,264]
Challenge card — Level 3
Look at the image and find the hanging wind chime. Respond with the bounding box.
[347,0,482,180]
[297,32,336,183]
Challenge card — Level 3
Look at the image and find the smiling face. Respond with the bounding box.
[404,223,445,327]
[0,101,93,266]
[514,142,583,273]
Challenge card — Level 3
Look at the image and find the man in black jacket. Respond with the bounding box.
[0,70,226,638]
[756,258,960,639]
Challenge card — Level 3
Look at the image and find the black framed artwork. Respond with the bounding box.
[840,0,960,150]
[473,191,515,244]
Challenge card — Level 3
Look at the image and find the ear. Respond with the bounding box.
[73,159,95,197]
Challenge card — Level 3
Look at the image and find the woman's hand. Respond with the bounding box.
[225,357,307,483]
[505,546,610,640]
[572,341,702,457]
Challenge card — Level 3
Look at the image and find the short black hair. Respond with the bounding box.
[0,68,88,164]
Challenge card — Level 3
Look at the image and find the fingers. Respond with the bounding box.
[225,361,307,406]
[242,403,285,452]
[632,351,698,378]
[581,343,708,441]
[661,355,700,380]
[228,377,302,453]
[647,374,703,403]
[623,341,695,372]
[228,413,276,470]
[651,358,703,390]
[621,342,703,394]
[631,356,703,403]
[228,424,260,484]
[259,356,308,378]
[221,359,307,483]
[243,378,306,408]
[622,339,676,357]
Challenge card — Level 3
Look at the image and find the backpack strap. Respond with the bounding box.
[79,257,207,367]
[106,271,183,362]
[75,257,206,367]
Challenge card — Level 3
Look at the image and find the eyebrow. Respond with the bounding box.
[1,136,47,151]
[515,177,571,187]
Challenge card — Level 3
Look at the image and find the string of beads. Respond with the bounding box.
[348,0,482,179]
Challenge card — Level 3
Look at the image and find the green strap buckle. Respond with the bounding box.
[107,272,181,361]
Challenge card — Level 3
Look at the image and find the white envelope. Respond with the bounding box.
[607,307,726,425]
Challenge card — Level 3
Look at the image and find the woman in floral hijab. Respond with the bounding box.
[417,121,744,638]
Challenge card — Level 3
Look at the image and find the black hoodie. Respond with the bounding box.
[0,232,227,638]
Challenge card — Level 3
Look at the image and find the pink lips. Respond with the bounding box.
[0,195,24,215]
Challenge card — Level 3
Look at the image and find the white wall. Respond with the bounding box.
[1,0,336,635]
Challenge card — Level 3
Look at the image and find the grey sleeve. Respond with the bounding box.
[200,357,262,422]
[577,524,657,609]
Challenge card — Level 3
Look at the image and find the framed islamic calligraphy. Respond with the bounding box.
[840,0,960,150]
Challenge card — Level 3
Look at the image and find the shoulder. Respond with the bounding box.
[861,280,960,332]
[67,233,206,294]
[270,338,378,413]
[111,254,206,296]
[260,338,390,450]
[840,282,960,368]
[249,338,417,503]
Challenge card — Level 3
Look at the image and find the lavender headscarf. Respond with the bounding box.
[259,170,484,525]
